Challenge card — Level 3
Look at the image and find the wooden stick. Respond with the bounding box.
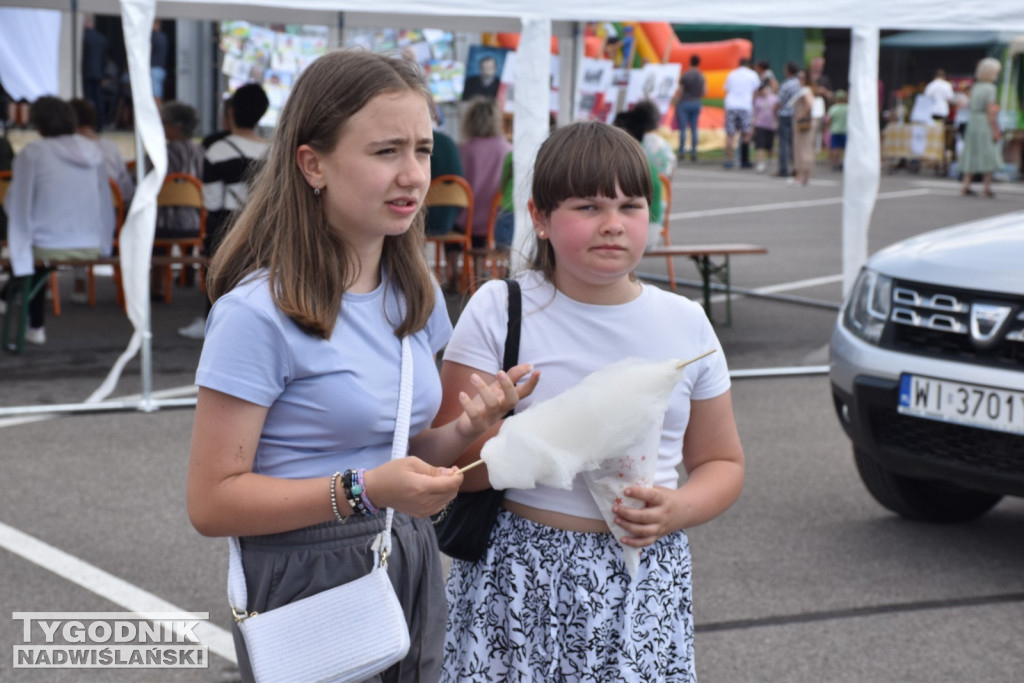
[676,348,717,369]
[456,459,487,475]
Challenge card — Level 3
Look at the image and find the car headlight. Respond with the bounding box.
[842,268,891,345]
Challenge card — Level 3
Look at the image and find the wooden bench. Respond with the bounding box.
[0,254,209,353]
[642,243,768,325]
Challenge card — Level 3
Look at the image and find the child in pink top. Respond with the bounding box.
[458,98,512,243]
[752,85,779,173]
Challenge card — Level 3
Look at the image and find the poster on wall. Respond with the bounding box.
[219,21,329,128]
[343,27,458,102]
[575,58,616,121]
[425,60,465,103]
[623,63,681,115]
[579,58,615,95]
[498,52,560,116]
[463,45,510,100]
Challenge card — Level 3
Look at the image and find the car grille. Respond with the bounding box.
[870,407,1024,477]
[882,279,1024,370]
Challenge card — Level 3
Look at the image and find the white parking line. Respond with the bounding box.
[703,273,845,306]
[672,167,841,187]
[669,188,932,220]
[753,273,845,295]
[0,519,237,664]
[911,179,1024,195]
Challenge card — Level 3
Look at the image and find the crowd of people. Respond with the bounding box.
[0,81,271,345]
[667,52,1009,190]
[692,55,851,184]
[678,54,846,185]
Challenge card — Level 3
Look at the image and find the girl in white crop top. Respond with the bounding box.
[438,121,745,682]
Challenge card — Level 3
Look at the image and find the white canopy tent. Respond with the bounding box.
[3,0,1024,415]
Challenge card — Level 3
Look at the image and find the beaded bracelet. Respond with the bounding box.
[355,469,379,515]
[329,471,347,524]
[342,468,378,516]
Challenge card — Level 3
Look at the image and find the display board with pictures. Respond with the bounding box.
[345,27,461,103]
[219,21,329,128]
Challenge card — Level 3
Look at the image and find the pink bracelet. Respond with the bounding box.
[355,469,379,515]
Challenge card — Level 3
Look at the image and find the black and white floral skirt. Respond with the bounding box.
[442,509,696,682]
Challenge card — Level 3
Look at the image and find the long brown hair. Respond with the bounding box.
[207,49,436,339]
[529,121,652,281]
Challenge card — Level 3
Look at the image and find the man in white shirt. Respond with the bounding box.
[924,69,955,122]
[723,58,761,169]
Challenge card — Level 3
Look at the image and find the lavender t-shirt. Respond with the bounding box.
[196,272,452,479]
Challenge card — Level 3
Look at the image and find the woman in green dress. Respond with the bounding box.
[960,57,1002,198]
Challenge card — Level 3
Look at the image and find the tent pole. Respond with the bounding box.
[71,0,79,97]
[135,127,156,412]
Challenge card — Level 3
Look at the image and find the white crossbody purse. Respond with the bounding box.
[227,338,414,682]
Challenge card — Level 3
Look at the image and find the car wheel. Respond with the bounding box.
[853,448,1002,522]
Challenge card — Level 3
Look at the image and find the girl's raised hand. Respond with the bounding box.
[455,363,539,437]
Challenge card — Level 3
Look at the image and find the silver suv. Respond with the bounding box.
[830,211,1024,522]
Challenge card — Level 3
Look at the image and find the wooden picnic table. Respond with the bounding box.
[643,243,768,325]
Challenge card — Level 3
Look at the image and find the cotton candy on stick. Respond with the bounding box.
[479,350,716,490]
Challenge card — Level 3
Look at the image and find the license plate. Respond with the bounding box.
[898,374,1024,436]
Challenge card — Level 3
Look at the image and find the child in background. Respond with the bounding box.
[439,97,513,290]
[612,107,666,250]
[436,121,746,682]
[752,83,779,173]
[494,150,515,249]
[632,100,677,178]
[827,89,849,171]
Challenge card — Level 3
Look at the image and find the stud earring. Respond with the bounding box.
[313,187,321,196]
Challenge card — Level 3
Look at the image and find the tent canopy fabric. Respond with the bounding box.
[0,8,61,100]
[880,30,1023,50]
[8,1,1024,32]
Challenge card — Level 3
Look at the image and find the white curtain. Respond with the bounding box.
[841,26,881,296]
[86,0,166,404]
[0,9,61,100]
[509,15,551,272]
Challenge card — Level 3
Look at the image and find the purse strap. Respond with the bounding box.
[500,278,521,417]
[380,336,414,559]
[502,278,521,374]
[228,337,414,621]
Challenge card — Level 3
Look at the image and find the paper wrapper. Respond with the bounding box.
[582,423,660,580]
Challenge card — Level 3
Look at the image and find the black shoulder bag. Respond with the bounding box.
[432,278,521,562]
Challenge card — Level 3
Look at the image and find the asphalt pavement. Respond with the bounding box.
[2,159,1023,682]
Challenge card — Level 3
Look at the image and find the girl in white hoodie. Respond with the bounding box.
[2,96,113,343]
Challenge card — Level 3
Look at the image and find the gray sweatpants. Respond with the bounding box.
[232,513,446,682]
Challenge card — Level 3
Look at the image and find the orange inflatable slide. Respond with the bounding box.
[492,32,605,58]
[637,23,751,70]
[633,23,751,101]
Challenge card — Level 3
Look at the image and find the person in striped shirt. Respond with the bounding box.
[178,83,269,340]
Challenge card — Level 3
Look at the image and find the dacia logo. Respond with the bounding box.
[969,303,1012,346]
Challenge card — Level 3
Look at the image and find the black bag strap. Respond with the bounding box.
[501,278,521,418]
[502,278,521,373]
